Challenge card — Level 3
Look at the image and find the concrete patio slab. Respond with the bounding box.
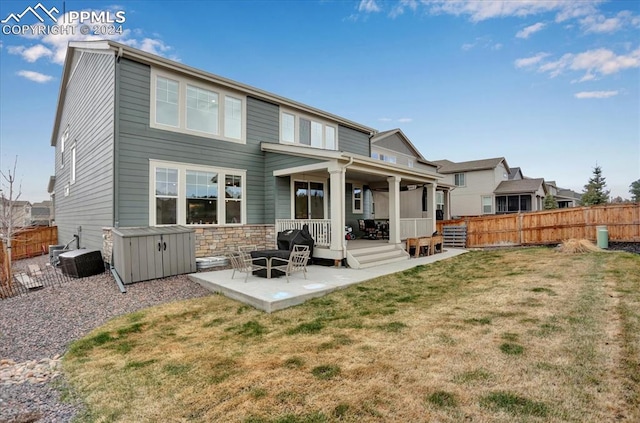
[188,248,467,312]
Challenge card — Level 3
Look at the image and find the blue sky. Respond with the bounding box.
[0,0,638,202]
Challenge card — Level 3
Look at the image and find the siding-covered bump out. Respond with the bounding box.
[54,50,115,252]
[339,125,370,156]
[115,60,274,227]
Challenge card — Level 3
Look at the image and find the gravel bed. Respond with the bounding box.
[1,255,212,423]
[607,242,640,254]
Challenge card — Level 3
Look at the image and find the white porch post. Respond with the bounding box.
[388,175,401,244]
[329,167,345,253]
[430,183,437,233]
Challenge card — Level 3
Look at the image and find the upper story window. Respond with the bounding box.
[70,143,76,184]
[408,159,414,168]
[151,69,246,143]
[280,110,338,150]
[372,151,397,164]
[60,127,68,168]
[454,173,466,187]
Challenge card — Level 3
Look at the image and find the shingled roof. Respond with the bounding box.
[433,157,507,174]
[494,178,546,195]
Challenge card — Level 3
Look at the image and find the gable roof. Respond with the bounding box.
[508,167,523,180]
[370,128,438,166]
[433,157,508,174]
[494,178,546,195]
[51,40,377,146]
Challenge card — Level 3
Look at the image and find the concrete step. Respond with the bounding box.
[346,245,410,269]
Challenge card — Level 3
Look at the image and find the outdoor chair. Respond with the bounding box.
[270,245,310,283]
[226,250,268,282]
[358,219,378,239]
[238,245,257,253]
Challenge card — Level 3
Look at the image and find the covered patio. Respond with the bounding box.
[189,247,466,312]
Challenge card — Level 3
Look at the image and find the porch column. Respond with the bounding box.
[329,167,345,252]
[387,175,401,244]
[429,183,437,233]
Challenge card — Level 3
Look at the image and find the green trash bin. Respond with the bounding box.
[596,225,608,249]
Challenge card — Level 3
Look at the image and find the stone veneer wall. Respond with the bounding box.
[102,225,276,261]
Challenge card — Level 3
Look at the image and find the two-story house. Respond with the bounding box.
[0,199,32,228]
[49,40,451,268]
[434,157,546,216]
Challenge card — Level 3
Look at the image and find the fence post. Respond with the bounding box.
[519,213,523,245]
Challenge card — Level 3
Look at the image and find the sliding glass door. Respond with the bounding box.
[294,180,325,219]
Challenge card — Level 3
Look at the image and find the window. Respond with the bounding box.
[279,110,338,150]
[422,187,428,212]
[293,180,325,219]
[352,184,362,214]
[372,152,379,160]
[60,127,68,168]
[482,196,492,214]
[495,195,532,214]
[436,191,444,210]
[186,170,217,224]
[454,173,465,187]
[151,70,245,142]
[156,76,179,127]
[408,159,414,168]
[281,112,295,143]
[150,160,245,226]
[70,144,76,184]
[186,84,218,134]
[372,152,397,164]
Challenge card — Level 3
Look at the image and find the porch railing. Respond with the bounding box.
[400,218,433,239]
[275,219,331,247]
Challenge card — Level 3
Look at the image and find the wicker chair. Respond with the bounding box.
[270,245,310,283]
[226,250,268,282]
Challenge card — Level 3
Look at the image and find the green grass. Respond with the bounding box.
[427,391,458,408]
[480,391,549,417]
[311,365,341,380]
[500,343,524,355]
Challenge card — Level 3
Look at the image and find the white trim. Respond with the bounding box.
[352,183,363,214]
[70,143,76,184]
[148,159,247,226]
[279,108,339,151]
[150,68,246,144]
[290,177,328,220]
[482,195,493,214]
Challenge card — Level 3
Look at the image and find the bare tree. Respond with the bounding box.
[0,157,23,287]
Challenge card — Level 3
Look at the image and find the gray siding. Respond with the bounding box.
[115,59,272,226]
[264,152,323,221]
[339,126,370,156]
[375,134,413,156]
[54,51,115,251]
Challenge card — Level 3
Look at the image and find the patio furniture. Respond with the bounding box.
[406,237,431,258]
[270,245,310,282]
[227,250,269,282]
[249,249,292,278]
[238,245,257,252]
[359,219,378,239]
[277,224,315,256]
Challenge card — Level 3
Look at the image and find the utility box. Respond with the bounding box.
[596,225,609,249]
[112,226,196,284]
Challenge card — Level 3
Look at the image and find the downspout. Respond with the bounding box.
[340,156,354,262]
[113,47,123,229]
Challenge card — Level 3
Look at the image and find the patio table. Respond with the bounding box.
[250,249,291,278]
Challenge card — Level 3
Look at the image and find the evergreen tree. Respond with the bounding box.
[630,179,640,203]
[543,193,558,209]
[580,165,610,205]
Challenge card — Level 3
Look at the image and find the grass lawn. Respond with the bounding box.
[63,247,640,422]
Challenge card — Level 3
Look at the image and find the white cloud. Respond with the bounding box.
[516,22,546,39]
[358,0,381,13]
[427,0,601,23]
[574,90,618,99]
[390,0,418,18]
[519,47,640,80]
[378,117,393,122]
[514,52,550,68]
[8,44,52,62]
[580,10,640,33]
[397,118,413,123]
[17,70,53,83]
[461,36,501,52]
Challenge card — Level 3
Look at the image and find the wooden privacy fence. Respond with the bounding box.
[436,204,640,248]
[1,226,58,261]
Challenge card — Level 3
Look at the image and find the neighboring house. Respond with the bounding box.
[49,40,450,267]
[0,199,32,227]
[545,181,581,208]
[433,157,547,216]
[30,201,52,226]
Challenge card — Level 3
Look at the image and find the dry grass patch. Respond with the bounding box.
[63,248,640,422]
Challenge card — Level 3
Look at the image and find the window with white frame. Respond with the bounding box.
[408,159,414,168]
[60,127,68,168]
[352,184,362,214]
[454,173,465,187]
[482,196,493,214]
[279,110,338,150]
[372,151,397,164]
[150,160,245,226]
[70,144,76,184]
[151,70,245,142]
[436,191,444,210]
